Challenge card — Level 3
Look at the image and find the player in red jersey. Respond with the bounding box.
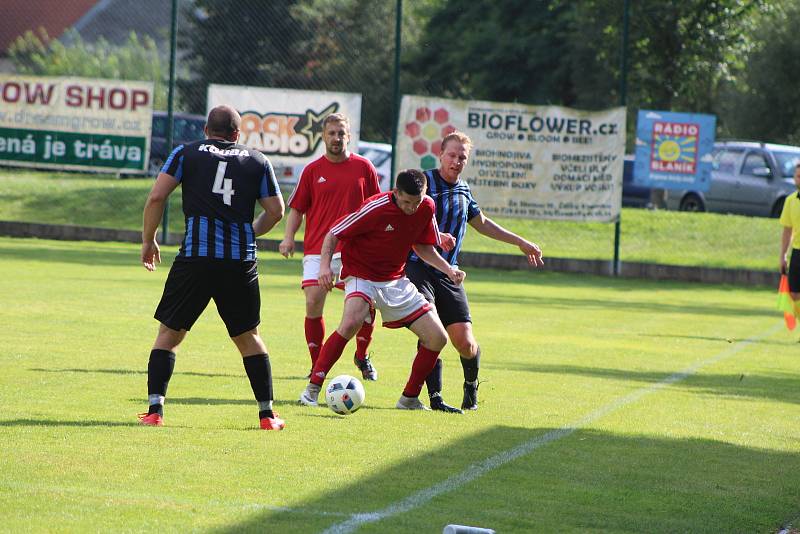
[298,169,466,410]
[279,114,382,380]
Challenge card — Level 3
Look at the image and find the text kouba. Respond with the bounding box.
[198,144,251,157]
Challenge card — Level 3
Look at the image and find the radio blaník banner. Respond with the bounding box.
[633,109,716,191]
[207,84,362,170]
[396,95,626,221]
[0,75,153,172]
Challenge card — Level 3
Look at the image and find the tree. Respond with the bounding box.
[178,0,308,114]
[406,0,766,148]
[8,28,166,109]
[717,2,800,144]
[405,0,575,106]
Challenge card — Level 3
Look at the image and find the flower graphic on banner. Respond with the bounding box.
[404,106,456,169]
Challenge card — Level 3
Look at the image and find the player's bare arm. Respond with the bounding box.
[253,195,285,236]
[468,213,544,267]
[412,244,466,285]
[279,208,303,258]
[141,172,180,271]
[318,231,339,290]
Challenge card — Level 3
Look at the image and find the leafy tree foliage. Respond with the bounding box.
[407,0,767,147]
[405,0,575,105]
[178,0,306,114]
[718,2,800,144]
[8,28,166,109]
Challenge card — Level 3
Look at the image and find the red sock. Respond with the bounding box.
[403,345,441,397]
[310,330,349,386]
[304,316,325,367]
[354,307,375,360]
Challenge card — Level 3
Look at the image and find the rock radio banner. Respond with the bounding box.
[0,75,153,172]
[207,84,362,170]
[397,95,626,221]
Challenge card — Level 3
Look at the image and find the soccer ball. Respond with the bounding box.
[326,375,366,415]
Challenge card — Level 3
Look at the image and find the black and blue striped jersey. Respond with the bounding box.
[161,139,280,261]
[408,168,481,267]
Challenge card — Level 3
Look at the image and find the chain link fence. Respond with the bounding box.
[0,0,783,277]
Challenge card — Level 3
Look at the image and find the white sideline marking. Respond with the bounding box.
[322,323,782,534]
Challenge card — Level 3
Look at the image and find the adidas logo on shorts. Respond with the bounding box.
[385,224,394,231]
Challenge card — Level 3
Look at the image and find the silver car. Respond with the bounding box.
[666,141,800,217]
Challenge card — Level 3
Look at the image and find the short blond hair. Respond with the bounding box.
[441,131,472,154]
[323,112,350,132]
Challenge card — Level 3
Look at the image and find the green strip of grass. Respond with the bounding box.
[0,168,782,270]
[0,237,796,532]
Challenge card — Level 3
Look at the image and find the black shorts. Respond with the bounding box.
[405,260,471,327]
[154,258,260,337]
[790,249,800,293]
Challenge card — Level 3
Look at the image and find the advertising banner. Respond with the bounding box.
[397,95,626,221]
[633,109,716,191]
[207,84,362,171]
[0,75,153,172]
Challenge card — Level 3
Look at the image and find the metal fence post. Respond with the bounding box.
[160,0,178,245]
[389,0,402,188]
[613,0,631,276]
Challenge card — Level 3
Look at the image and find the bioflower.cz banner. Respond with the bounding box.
[207,84,362,170]
[0,75,153,172]
[397,95,626,221]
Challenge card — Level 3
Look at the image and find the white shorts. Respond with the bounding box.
[301,253,344,289]
[344,276,432,329]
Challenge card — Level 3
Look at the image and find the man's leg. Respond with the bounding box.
[447,322,481,410]
[425,356,462,413]
[140,324,186,425]
[300,296,370,406]
[232,327,284,430]
[353,306,378,380]
[397,312,448,410]
[303,285,328,373]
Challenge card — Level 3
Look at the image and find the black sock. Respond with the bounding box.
[243,353,274,418]
[460,346,480,383]
[147,349,176,415]
[425,358,443,399]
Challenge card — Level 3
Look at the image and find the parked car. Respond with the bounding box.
[665,141,800,217]
[357,140,392,191]
[149,111,206,175]
[622,155,652,208]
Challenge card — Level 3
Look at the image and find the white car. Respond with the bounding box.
[357,140,392,191]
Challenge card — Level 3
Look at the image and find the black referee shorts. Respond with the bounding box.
[789,249,800,293]
[154,258,261,337]
[405,260,471,327]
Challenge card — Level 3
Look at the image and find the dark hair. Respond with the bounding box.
[206,105,241,138]
[395,169,426,195]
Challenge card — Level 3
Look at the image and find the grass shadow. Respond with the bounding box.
[211,426,799,533]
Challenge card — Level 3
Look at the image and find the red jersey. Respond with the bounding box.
[287,153,380,254]
[331,192,440,282]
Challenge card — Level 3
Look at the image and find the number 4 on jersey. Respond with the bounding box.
[212,161,235,205]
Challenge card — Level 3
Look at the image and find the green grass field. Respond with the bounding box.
[1,237,798,533]
[0,168,782,270]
